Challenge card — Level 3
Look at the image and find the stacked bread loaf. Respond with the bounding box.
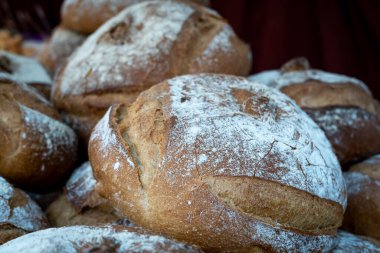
[249,57,380,166]
[0,0,380,252]
[53,0,251,145]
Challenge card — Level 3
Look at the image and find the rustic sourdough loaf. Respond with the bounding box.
[53,1,252,145]
[61,0,210,34]
[0,74,77,192]
[249,58,380,165]
[89,74,346,252]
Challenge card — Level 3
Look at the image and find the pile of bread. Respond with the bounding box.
[1,0,380,252]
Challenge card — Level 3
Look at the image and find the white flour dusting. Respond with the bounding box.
[249,69,370,94]
[0,226,201,253]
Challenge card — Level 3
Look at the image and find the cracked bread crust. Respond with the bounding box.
[53,1,251,144]
[89,74,346,252]
[249,58,380,165]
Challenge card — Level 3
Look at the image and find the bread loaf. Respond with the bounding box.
[249,57,380,165]
[89,74,346,252]
[53,1,252,145]
[342,154,380,241]
[0,225,203,253]
[0,177,49,245]
[0,74,77,192]
[61,0,210,34]
[47,162,129,227]
[39,26,86,76]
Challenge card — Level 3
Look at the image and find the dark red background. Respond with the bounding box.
[1,0,379,98]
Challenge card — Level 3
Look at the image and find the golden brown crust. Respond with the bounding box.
[61,0,210,34]
[54,1,251,142]
[46,162,127,227]
[0,75,78,192]
[89,74,345,252]
[342,155,380,241]
[249,58,380,164]
[281,81,378,115]
[46,195,120,227]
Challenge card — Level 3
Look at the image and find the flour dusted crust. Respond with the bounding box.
[0,225,203,253]
[0,51,52,98]
[53,1,252,144]
[89,74,346,252]
[304,107,380,165]
[0,74,78,192]
[0,177,49,244]
[249,58,380,164]
[342,154,380,241]
[61,0,210,34]
[332,230,380,252]
[46,162,129,227]
[39,26,86,76]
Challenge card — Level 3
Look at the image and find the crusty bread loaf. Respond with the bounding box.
[0,74,78,192]
[0,51,52,99]
[332,230,380,252]
[53,1,252,145]
[249,57,380,165]
[0,225,203,253]
[0,177,49,245]
[39,26,86,76]
[342,154,380,241]
[89,74,346,252]
[47,162,129,227]
[61,0,210,34]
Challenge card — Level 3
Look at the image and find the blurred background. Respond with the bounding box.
[1,0,379,98]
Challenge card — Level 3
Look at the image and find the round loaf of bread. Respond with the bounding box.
[53,1,252,145]
[89,74,346,252]
[0,177,49,245]
[342,154,380,241]
[61,0,210,34]
[0,74,78,192]
[47,162,129,227]
[332,230,380,252]
[0,51,52,99]
[39,26,86,76]
[249,58,380,165]
[0,225,203,253]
